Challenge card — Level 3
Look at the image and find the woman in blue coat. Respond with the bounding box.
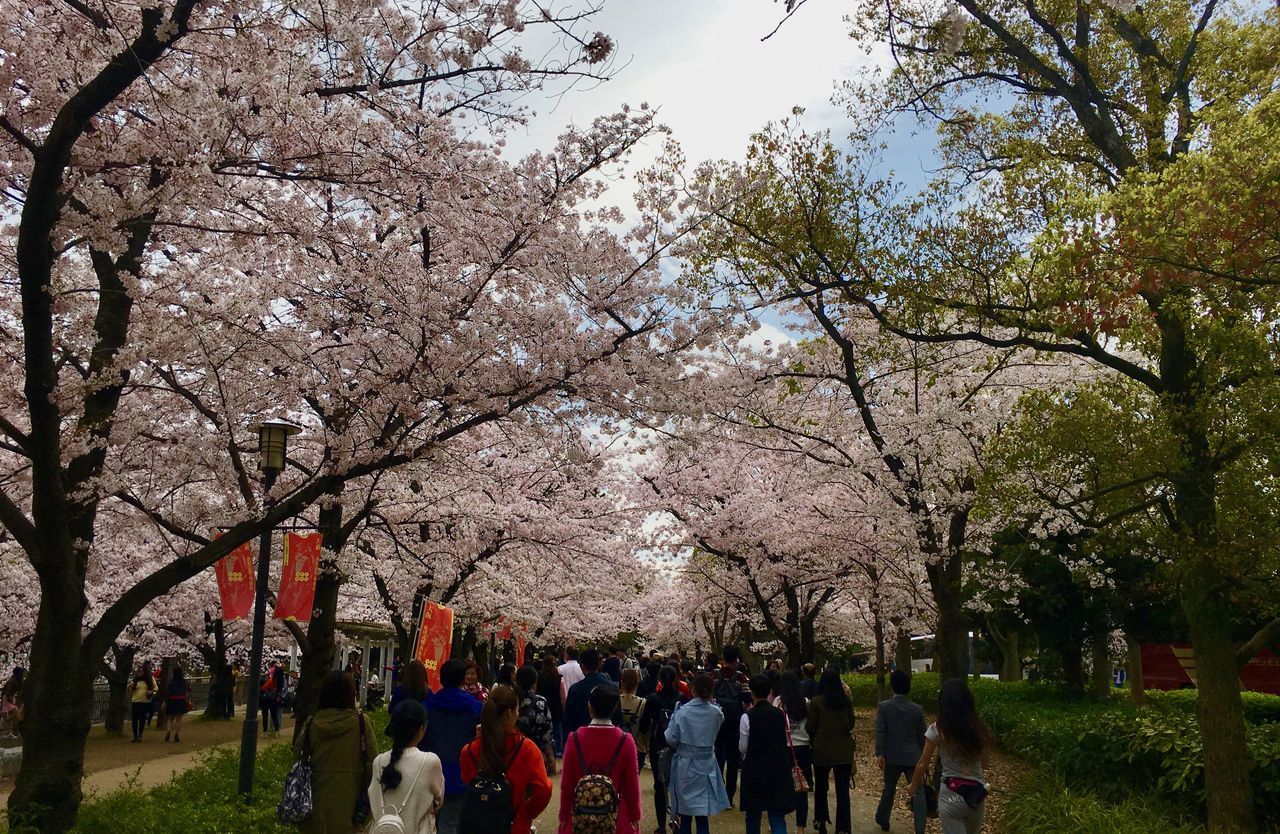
[665,671,731,834]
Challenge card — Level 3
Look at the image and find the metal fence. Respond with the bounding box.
[89,677,213,725]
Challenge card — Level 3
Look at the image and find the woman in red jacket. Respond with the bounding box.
[460,686,552,834]
[558,683,642,834]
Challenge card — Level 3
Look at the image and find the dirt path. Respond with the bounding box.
[0,713,295,806]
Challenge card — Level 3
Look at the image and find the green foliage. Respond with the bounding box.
[61,710,390,834]
[1000,772,1206,834]
[846,672,942,710]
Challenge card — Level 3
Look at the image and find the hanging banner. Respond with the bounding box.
[495,616,512,641]
[214,539,255,621]
[275,532,321,622]
[515,626,527,668]
[414,602,455,691]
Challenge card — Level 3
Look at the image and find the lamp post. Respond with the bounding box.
[238,419,301,799]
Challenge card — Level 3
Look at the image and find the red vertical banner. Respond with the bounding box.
[515,627,527,668]
[414,602,454,691]
[275,532,321,621]
[214,540,255,621]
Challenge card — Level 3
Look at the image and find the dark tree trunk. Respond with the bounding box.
[101,643,136,736]
[894,624,913,677]
[928,558,968,681]
[1061,642,1085,695]
[872,604,887,702]
[6,589,95,833]
[203,615,232,719]
[1126,635,1145,705]
[1090,635,1112,698]
[1000,631,1021,682]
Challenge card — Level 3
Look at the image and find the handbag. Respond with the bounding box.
[353,713,372,824]
[276,720,314,823]
[784,713,810,793]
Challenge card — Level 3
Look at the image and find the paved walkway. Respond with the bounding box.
[0,713,295,807]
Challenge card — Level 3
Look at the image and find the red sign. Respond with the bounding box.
[215,539,255,621]
[414,602,454,691]
[516,630,527,668]
[275,532,321,622]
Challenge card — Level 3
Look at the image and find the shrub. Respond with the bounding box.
[1000,771,1206,834]
[846,671,941,710]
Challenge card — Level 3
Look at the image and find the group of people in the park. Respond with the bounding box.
[288,645,990,834]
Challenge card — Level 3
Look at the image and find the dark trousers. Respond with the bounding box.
[222,687,235,719]
[746,810,789,834]
[793,744,814,828]
[261,697,281,732]
[877,763,927,834]
[813,762,853,832]
[653,761,669,830]
[677,816,709,834]
[714,736,742,802]
[552,717,564,756]
[130,703,149,740]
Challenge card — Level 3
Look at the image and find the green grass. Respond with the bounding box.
[0,709,390,834]
[1000,771,1206,834]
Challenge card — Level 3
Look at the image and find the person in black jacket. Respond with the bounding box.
[740,673,796,834]
[875,670,928,834]
[639,665,686,833]
[563,648,621,737]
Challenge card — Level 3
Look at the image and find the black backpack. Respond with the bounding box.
[648,702,674,754]
[458,739,525,834]
[713,677,744,740]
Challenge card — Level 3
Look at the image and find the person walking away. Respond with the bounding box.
[664,672,730,834]
[907,680,990,834]
[639,665,684,834]
[2,667,25,738]
[494,664,518,692]
[462,660,489,703]
[292,671,377,834]
[559,647,585,701]
[602,647,624,684]
[740,673,795,834]
[164,665,191,743]
[713,648,750,807]
[806,666,855,834]
[875,671,927,834]
[265,662,286,735]
[390,659,433,712]
[637,662,660,699]
[129,668,154,742]
[558,683,641,834]
[564,649,620,737]
[619,669,647,770]
[459,687,553,834]
[515,665,556,775]
[775,670,812,834]
[800,665,818,699]
[369,700,445,834]
[537,652,566,758]
[423,658,485,834]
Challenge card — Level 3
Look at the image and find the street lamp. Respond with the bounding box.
[238,419,301,799]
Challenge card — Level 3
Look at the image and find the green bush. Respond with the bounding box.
[846,671,942,710]
[1000,771,1206,834]
[65,709,391,834]
[1147,688,1280,726]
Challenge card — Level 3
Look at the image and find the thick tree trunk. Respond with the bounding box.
[6,592,93,833]
[1186,587,1257,833]
[101,643,136,736]
[927,557,968,681]
[873,606,887,702]
[1090,635,1112,698]
[1126,635,1146,705]
[1061,643,1085,695]
[293,568,341,738]
[894,626,913,677]
[1000,631,1021,682]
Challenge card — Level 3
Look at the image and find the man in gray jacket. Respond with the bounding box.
[875,669,928,833]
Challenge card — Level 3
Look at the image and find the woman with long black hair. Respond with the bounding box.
[775,669,812,834]
[639,664,685,834]
[805,666,855,834]
[459,686,552,834]
[908,679,991,834]
[369,700,445,834]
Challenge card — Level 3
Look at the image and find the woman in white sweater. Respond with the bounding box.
[369,700,445,834]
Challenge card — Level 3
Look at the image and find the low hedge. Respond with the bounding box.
[64,709,391,834]
[1000,771,1206,834]
[847,674,1280,828]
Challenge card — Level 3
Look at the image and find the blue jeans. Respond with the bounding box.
[552,717,564,756]
[677,815,709,834]
[745,810,789,834]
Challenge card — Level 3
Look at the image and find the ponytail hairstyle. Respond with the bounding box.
[381,700,427,790]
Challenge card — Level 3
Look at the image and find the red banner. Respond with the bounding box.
[275,532,320,622]
[414,602,454,691]
[516,630,527,668]
[215,539,255,621]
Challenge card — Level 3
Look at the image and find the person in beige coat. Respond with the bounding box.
[369,700,445,834]
[293,671,378,834]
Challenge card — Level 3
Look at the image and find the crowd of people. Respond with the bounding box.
[292,646,991,834]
